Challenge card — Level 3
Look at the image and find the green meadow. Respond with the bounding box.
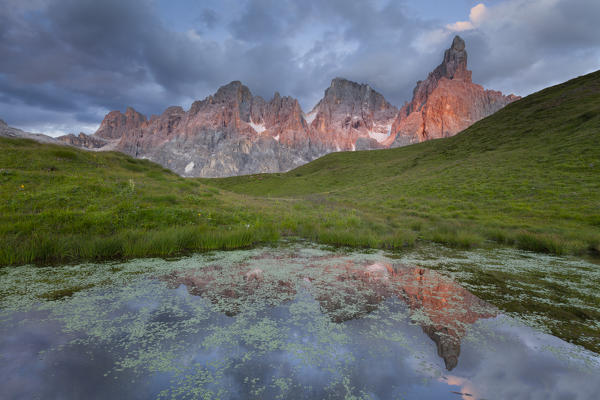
[1,70,599,266]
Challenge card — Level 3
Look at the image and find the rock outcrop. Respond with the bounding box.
[71,78,400,177]
[57,132,109,149]
[61,35,518,177]
[307,78,398,151]
[388,35,519,146]
[95,107,147,140]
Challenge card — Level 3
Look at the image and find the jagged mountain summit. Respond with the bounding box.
[58,79,398,177]
[307,78,398,151]
[388,36,520,146]
[57,35,519,177]
[67,82,321,177]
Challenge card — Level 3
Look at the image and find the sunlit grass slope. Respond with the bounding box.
[208,70,600,256]
[0,141,284,265]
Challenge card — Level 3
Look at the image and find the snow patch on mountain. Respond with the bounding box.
[249,119,266,133]
[304,110,317,124]
[368,122,393,142]
[185,161,195,173]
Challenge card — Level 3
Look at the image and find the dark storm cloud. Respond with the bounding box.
[0,0,164,122]
[0,0,599,135]
[198,8,218,30]
[229,1,286,42]
[0,76,78,111]
[226,0,437,107]
[0,0,433,131]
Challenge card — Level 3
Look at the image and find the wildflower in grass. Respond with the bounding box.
[20,184,24,189]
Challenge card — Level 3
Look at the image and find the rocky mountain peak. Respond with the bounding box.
[326,78,371,98]
[330,77,363,88]
[437,35,469,81]
[451,35,465,51]
[214,81,252,103]
[95,107,146,140]
[211,81,254,122]
[321,77,393,111]
[189,100,204,115]
[405,35,473,115]
[390,35,519,145]
[63,34,519,178]
[0,119,7,127]
[308,77,398,151]
[125,106,138,116]
[162,106,185,116]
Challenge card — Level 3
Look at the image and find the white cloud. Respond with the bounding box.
[413,28,452,53]
[446,3,488,32]
[469,3,488,25]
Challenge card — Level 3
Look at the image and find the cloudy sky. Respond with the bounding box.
[1,0,599,136]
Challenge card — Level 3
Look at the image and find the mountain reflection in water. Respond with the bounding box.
[163,254,496,371]
[2,246,600,400]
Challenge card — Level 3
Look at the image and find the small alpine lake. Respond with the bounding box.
[1,242,599,399]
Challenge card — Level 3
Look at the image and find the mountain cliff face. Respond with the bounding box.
[307,78,398,151]
[76,81,319,177]
[389,36,519,146]
[57,36,518,177]
[96,107,147,140]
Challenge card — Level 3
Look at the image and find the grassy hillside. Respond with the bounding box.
[208,70,600,255]
[0,140,284,265]
[1,71,599,267]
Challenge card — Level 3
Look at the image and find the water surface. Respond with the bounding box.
[1,244,598,399]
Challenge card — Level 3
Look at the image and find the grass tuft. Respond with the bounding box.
[515,231,568,255]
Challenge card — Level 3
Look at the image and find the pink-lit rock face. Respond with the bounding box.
[103,79,397,176]
[95,107,147,140]
[108,81,317,177]
[63,35,517,177]
[389,35,519,145]
[307,78,398,151]
[390,266,495,370]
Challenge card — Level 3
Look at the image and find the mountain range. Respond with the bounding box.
[3,36,519,177]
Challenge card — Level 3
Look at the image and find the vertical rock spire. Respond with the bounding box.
[389,35,519,145]
[437,35,470,81]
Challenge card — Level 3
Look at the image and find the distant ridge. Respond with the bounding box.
[0,120,64,145]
